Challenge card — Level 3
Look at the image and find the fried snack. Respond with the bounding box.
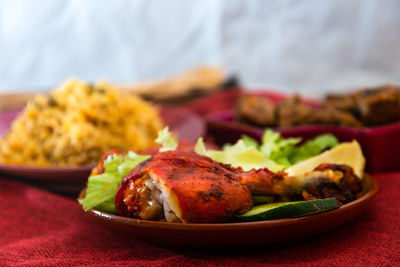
[276,95,312,127]
[355,85,400,126]
[308,108,362,127]
[0,79,163,167]
[275,95,361,127]
[236,84,400,128]
[235,94,276,126]
[325,84,400,127]
[324,93,359,115]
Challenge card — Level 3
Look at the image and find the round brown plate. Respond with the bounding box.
[83,174,378,248]
[0,106,205,183]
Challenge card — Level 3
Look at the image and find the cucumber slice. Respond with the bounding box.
[237,198,339,222]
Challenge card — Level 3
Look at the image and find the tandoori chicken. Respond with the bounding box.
[115,150,253,223]
[111,150,362,223]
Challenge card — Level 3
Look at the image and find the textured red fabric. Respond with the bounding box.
[183,89,242,116]
[1,91,399,266]
[0,172,399,266]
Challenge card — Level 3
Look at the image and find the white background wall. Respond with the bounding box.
[0,0,399,97]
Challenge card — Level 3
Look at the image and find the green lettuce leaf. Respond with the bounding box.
[244,130,338,168]
[79,127,177,213]
[78,151,150,213]
[78,172,121,213]
[200,129,339,171]
[155,126,178,152]
[195,137,284,172]
[260,129,301,168]
[289,133,339,164]
[241,135,260,149]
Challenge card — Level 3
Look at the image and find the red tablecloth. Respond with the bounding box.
[0,172,399,266]
[1,90,399,265]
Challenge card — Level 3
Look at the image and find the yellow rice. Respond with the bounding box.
[0,79,163,166]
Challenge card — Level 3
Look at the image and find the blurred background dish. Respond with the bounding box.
[235,85,400,128]
[0,66,237,108]
[0,80,164,167]
[205,89,400,173]
[0,96,205,196]
[118,66,239,104]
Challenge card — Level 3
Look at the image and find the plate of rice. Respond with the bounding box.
[0,79,205,182]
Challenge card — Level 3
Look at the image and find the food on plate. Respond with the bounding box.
[325,84,400,127]
[0,79,163,166]
[114,152,360,223]
[79,128,365,223]
[235,94,276,126]
[116,150,254,223]
[277,95,362,128]
[195,129,339,169]
[236,94,361,128]
[299,163,362,204]
[235,84,400,128]
[286,140,365,178]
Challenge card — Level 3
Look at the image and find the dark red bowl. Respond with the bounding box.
[206,110,400,173]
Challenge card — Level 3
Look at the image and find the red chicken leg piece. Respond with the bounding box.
[114,150,362,223]
[115,150,253,223]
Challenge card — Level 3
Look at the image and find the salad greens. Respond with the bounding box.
[259,130,301,167]
[289,133,339,164]
[195,137,284,172]
[79,127,177,212]
[155,126,178,152]
[258,129,339,168]
[78,151,150,212]
[79,127,338,213]
[195,129,338,170]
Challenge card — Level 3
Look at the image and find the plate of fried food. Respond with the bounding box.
[78,128,378,247]
[0,79,205,183]
[207,84,400,172]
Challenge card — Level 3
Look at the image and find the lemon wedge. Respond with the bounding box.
[285,140,365,178]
